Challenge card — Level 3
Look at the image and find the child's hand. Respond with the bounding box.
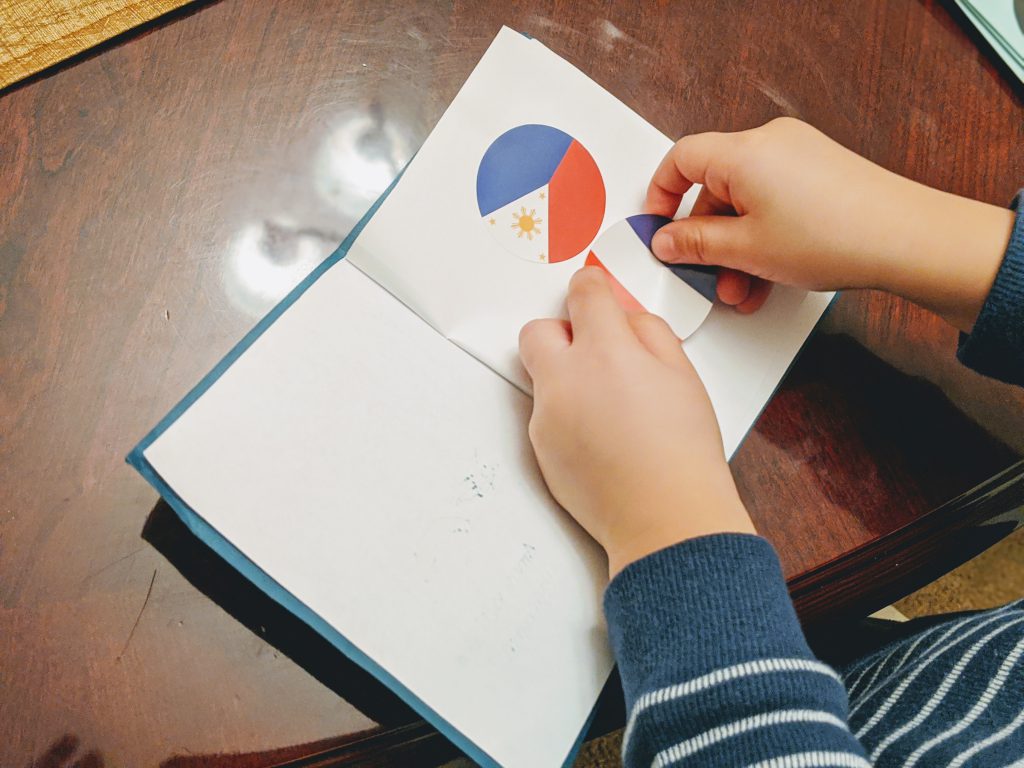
[519,267,755,578]
[647,117,1016,331]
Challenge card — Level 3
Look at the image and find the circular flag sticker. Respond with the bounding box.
[476,124,605,264]
[586,214,717,339]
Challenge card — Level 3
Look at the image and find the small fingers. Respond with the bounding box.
[627,312,689,370]
[519,318,571,378]
[690,185,735,218]
[735,278,773,314]
[716,268,752,306]
[645,132,739,217]
[566,267,632,343]
[650,215,752,269]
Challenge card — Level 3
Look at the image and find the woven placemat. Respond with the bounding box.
[1,0,194,90]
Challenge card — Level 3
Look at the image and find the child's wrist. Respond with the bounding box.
[603,491,755,579]
[877,187,1014,331]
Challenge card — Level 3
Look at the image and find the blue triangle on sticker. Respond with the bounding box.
[626,214,718,302]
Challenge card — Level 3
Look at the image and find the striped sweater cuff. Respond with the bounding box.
[603,534,865,767]
[957,189,1024,385]
[604,534,816,706]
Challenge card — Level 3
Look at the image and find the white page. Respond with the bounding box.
[349,27,833,455]
[962,0,1024,64]
[145,262,611,768]
[957,0,1024,83]
[347,28,703,387]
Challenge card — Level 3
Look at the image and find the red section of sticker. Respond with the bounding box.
[548,141,605,262]
[585,252,646,313]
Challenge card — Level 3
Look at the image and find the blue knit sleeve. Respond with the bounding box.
[957,191,1024,384]
[604,534,868,767]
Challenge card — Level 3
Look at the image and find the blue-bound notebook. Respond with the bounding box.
[129,27,834,768]
[955,0,1024,84]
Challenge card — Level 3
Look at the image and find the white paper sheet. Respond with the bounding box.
[146,263,610,768]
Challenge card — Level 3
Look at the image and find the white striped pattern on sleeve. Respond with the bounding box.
[652,709,852,768]
[948,705,1024,768]
[854,615,1024,741]
[742,750,872,768]
[899,633,1024,766]
[622,657,844,755]
[847,601,1022,707]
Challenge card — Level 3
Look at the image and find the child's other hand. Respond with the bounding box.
[519,267,755,578]
[647,117,1015,331]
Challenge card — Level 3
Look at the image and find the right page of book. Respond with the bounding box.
[348,26,834,456]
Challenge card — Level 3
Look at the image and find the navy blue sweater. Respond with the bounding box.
[604,194,1024,768]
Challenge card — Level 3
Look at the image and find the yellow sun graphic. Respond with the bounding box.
[511,206,543,240]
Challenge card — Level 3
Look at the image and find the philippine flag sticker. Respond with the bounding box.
[587,215,717,339]
[476,124,605,264]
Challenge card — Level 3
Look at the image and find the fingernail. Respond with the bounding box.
[651,231,674,262]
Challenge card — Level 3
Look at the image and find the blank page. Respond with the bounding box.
[145,262,611,768]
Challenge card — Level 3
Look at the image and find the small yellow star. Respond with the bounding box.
[489,217,496,225]
[539,192,546,200]
[539,252,545,260]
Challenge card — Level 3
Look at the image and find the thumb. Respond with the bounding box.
[650,215,752,271]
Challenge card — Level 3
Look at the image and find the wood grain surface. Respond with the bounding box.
[0,0,194,89]
[1,1,1023,766]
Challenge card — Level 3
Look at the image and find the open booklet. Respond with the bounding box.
[129,27,834,768]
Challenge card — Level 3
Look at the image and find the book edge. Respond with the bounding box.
[126,129,604,768]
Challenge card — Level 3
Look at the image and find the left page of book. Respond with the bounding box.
[142,261,611,768]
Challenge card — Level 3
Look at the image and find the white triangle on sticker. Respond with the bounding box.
[482,185,550,263]
[593,219,713,338]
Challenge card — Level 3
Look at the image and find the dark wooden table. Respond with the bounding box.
[3,1,1024,766]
